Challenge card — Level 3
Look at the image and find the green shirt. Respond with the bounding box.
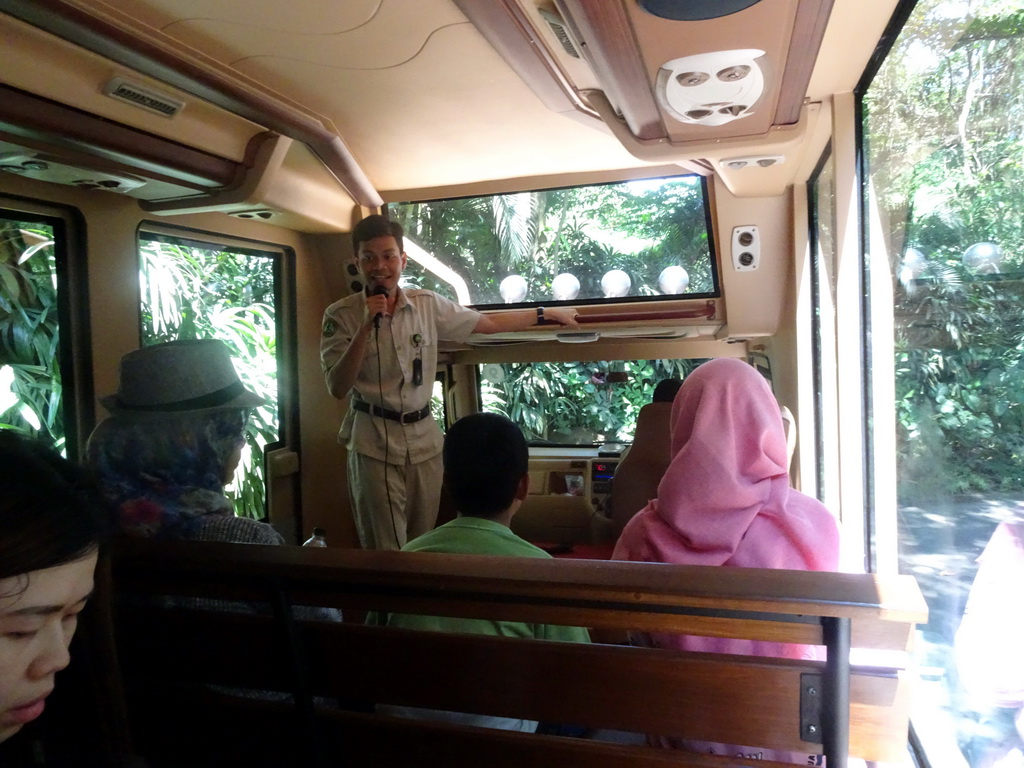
[383,516,592,643]
[373,516,590,731]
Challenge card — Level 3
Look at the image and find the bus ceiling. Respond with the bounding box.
[0,0,900,229]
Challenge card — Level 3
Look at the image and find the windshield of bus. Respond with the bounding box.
[388,175,716,309]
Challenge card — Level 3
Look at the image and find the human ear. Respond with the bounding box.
[513,473,530,501]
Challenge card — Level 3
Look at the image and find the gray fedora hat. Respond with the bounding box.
[100,339,265,418]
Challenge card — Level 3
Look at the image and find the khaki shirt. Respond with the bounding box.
[320,287,480,463]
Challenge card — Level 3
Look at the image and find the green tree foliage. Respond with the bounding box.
[0,220,63,449]
[392,177,712,304]
[139,237,279,518]
[393,178,713,445]
[481,359,703,444]
[866,0,1024,498]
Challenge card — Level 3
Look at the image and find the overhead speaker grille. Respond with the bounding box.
[103,77,185,118]
[732,226,760,272]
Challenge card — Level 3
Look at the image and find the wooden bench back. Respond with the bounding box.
[106,539,928,768]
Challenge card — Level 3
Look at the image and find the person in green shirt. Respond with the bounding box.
[376,411,591,731]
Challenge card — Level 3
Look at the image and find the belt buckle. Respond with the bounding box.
[400,410,416,424]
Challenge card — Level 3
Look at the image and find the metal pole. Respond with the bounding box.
[822,616,851,766]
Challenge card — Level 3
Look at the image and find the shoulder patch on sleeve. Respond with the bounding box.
[322,317,337,337]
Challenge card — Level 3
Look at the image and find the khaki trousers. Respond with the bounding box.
[347,450,443,550]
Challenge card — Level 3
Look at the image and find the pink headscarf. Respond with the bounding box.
[612,358,840,761]
[613,358,839,651]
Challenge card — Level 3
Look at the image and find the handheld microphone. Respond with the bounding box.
[371,286,389,329]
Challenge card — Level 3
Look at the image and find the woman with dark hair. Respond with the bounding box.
[86,339,281,545]
[0,431,110,746]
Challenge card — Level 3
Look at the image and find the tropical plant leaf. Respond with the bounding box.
[139,236,280,518]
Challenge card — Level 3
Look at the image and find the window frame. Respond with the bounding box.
[137,222,300,518]
[0,197,92,459]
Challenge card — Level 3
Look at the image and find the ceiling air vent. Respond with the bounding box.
[721,154,786,170]
[229,209,279,221]
[103,77,185,118]
[539,8,581,58]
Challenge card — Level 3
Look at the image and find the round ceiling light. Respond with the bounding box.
[551,273,581,301]
[658,265,690,294]
[601,269,632,298]
[638,0,766,22]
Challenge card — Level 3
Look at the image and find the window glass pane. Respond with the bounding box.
[0,216,64,450]
[811,151,839,508]
[390,176,715,307]
[430,374,445,430]
[864,2,1024,764]
[139,235,279,519]
[479,359,707,446]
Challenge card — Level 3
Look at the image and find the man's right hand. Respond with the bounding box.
[363,290,389,328]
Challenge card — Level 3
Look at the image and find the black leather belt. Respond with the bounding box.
[352,398,431,424]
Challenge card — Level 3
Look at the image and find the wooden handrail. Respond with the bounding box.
[577,301,717,324]
[111,538,927,649]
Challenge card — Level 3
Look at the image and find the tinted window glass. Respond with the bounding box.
[139,234,280,519]
[0,215,67,450]
[479,358,706,446]
[390,176,715,308]
[864,2,1024,764]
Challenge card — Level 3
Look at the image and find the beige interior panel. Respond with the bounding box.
[102,0,383,37]
[713,178,792,339]
[627,0,800,142]
[808,0,902,99]
[160,0,464,69]
[230,25,661,192]
[240,142,356,233]
[0,14,261,162]
[5,0,902,209]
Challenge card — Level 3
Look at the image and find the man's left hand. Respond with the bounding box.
[544,307,579,328]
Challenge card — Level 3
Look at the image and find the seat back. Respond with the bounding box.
[609,402,672,537]
[104,539,930,768]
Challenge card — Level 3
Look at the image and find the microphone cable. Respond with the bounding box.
[372,304,401,550]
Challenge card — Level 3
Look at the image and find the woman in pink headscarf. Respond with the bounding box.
[612,357,840,763]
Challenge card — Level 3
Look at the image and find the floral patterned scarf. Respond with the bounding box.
[86,409,248,539]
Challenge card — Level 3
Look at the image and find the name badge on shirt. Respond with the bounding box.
[412,334,423,385]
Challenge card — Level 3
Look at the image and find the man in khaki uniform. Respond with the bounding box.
[320,214,576,549]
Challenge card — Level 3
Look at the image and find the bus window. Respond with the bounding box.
[138,231,283,519]
[809,147,840,511]
[430,370,447,431]
[389,175,716,308]
[865,1,1024,764]
[0,207,86,455]
[478,359,705,446]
